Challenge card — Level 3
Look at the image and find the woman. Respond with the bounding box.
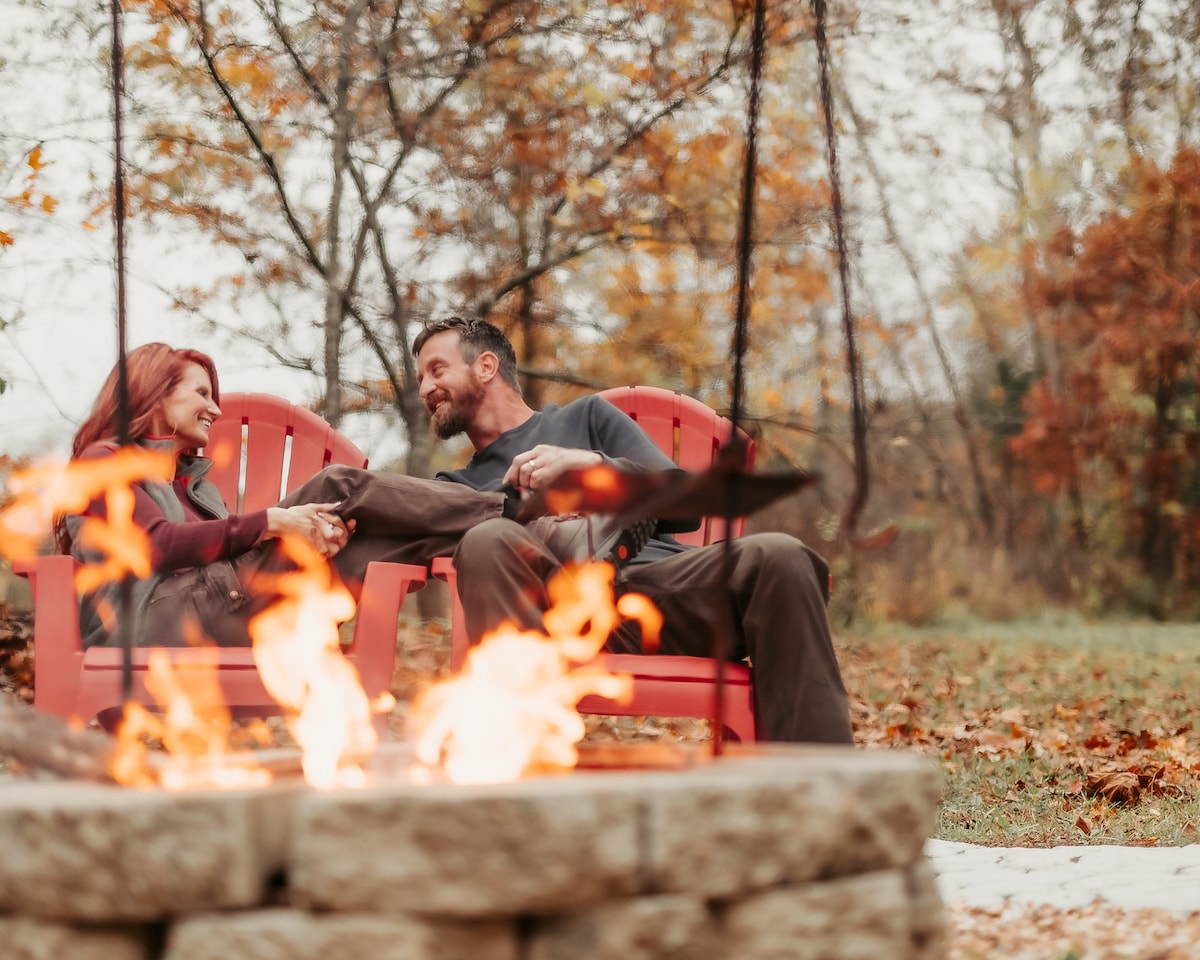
[61,342,510,648]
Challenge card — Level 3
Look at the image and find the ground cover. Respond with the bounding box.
[840,616,1200,848]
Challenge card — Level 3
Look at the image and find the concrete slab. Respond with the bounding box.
[925,839,1200,915]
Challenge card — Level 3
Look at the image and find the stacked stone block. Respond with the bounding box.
[0,745,945,960]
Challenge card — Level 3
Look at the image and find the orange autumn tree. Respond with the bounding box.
[114,0,820,475]
[1012,147,1200,610]
[572,83,833,417]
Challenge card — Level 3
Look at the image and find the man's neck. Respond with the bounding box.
[467,394,535,451]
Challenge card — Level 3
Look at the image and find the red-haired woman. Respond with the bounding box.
[61,342,510,648]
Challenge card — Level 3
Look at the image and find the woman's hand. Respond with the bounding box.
[502,445,603,495]
[266,501,353,558]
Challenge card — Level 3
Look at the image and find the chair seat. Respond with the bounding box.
[596,654,750,685]
[82,647,261,670]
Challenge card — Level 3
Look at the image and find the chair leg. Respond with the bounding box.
[346,561,428,703]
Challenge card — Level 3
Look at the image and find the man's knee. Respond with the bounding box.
[297,463,369,503]
[456,518,564,590]
[734,532,830,604]
[318,463,368,489]
[455,518,533,570]
[459,516,522,550]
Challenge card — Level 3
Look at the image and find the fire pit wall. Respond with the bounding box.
[0,746,945,960]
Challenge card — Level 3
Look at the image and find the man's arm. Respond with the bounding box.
[589,395,679,471]
[503,394,675,494]
[507,395,700,533]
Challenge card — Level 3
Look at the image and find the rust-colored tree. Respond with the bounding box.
[1012,147,1200,611]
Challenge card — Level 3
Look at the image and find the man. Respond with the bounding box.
[414,316,852,744]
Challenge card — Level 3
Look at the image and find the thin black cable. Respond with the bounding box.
[110,0,133,701]
[714,0,768,755]
[813,0,870,540]
[729,0,766,437]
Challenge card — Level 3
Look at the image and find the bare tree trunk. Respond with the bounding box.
[320,0,373,427]
[840,85,997,538]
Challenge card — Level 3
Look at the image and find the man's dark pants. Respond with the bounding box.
[453,519,853,744]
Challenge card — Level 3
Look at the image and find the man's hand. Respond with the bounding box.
[504,445,603,495]
[266,501,354,558]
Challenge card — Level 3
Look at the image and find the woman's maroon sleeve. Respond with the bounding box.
[76,446,268,571]
[134,487,268,570]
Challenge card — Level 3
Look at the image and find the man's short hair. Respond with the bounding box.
[414,316,521,392]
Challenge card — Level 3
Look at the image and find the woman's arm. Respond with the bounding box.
[137,490,267,570]
[74,445,267,572]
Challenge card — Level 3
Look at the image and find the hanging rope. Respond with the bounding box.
[109,0,134,699]
[711,0,769,754]
[812,0,872,543]
[728,0,766,442]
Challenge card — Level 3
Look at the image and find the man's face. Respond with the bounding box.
[416,331,486,440]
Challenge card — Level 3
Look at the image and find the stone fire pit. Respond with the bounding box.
[0,744,944,959]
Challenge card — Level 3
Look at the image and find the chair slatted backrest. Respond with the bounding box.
[203,393,368,512]
[597,386,756,547]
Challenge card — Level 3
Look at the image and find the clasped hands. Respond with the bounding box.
[262,446,603,559]
[266,501,355,558]
[503,445,603,496]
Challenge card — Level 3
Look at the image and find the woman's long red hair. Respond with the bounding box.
[72,343,221,457]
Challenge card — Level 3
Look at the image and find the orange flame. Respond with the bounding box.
[246,535,384,789]
[0,449,173,567]
[408,562,660,784]
[2,452,386,791]
[4,455,665,791]
[111,648,272,789]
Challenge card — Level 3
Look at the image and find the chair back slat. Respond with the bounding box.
[203,393,368,513]
[597,386,755,547]
[203,394,251,510]
[284,405,343,496]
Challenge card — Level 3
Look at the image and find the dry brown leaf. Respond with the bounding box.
[1087,769,1141,805]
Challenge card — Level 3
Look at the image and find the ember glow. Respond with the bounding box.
[111,649,272,790]
[408,562,661,785]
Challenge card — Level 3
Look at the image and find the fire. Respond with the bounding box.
[0,453,385,791]
[111,648,272,790]
[3,456,658,791]
[408,562,661,785]
[245,536,385,790]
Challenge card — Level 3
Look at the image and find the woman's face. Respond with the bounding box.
[154,362,221,451]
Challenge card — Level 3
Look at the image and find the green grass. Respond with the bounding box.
[839,617,1200,847]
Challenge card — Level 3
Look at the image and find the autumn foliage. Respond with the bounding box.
[1012,148,1200,610]
[0,146,56,250]
[111,0,832,483]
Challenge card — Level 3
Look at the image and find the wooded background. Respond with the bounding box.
[2,0,1198,623]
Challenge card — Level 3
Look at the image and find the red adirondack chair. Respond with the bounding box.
[434,385,760,741]
[14,392,427,724]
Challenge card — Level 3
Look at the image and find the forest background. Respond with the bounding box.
[1,0,1198,627]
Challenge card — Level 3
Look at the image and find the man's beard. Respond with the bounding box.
[429,377,485,440]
